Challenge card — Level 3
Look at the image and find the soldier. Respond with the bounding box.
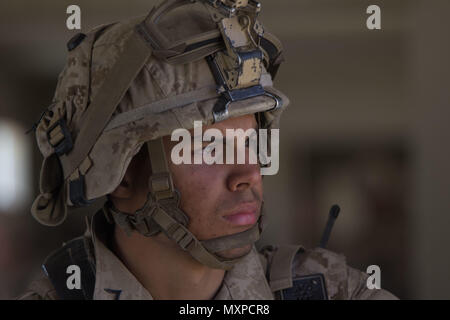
[19,0,396,300]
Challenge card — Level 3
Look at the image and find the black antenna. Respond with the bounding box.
[319,205,340,249]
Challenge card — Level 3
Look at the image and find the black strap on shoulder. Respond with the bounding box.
[42,236,96,300]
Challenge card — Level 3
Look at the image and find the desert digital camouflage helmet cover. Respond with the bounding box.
[31,0,289,269]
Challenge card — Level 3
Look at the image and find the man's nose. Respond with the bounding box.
[226,163,262,192]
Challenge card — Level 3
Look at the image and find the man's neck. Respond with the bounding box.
[112,225,226,300]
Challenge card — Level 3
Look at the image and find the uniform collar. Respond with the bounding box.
[89,209,274,300]
[90,210,152,300]
[212,246,273,299]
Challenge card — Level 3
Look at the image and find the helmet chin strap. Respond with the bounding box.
[104,138,264,270]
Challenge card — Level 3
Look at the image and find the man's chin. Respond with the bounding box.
[215,244,253,260]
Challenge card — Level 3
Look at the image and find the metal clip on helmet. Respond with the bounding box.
[31,0,289,270]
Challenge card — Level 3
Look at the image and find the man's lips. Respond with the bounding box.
[222,203,259,226]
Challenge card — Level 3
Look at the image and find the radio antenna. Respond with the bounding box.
[319,205,340,249]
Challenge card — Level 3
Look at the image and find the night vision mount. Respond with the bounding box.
[136,0,284,122]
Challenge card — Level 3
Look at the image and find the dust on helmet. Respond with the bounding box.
[31,0,289,270]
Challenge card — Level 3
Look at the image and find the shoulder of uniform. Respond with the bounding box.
[17,275,58,300]
[258,245,345,297]
[292,247,349,299]
[292,247,347,277]
[18,232,95,301]
[297,247,398,299]
[259,245,398,300]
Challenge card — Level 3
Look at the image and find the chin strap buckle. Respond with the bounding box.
[166,224,195,251]
[149,172,175,201]
[47,118,73,156]
[69,175,93,207]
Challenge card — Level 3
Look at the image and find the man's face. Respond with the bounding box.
[163,114,263,259]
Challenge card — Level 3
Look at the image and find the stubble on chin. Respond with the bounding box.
[214,244,253,260]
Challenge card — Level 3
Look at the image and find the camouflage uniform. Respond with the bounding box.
[21,0,397,300]
[19,209,396,300]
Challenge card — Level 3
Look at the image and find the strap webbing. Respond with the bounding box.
[104,85,219,131]
[104,199,162,237]
[103,73,274,132]
[146,139,175,200]
[152,205,239,270]
[269,245,303,292]
[145,137,254,269]
[61,28,153,179]
[201,223,260,253]
[147,139,169,175]
[144,134,260,270]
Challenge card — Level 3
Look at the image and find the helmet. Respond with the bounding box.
[31,0,289,270]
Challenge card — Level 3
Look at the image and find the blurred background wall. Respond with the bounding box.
[0,0,449,299]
